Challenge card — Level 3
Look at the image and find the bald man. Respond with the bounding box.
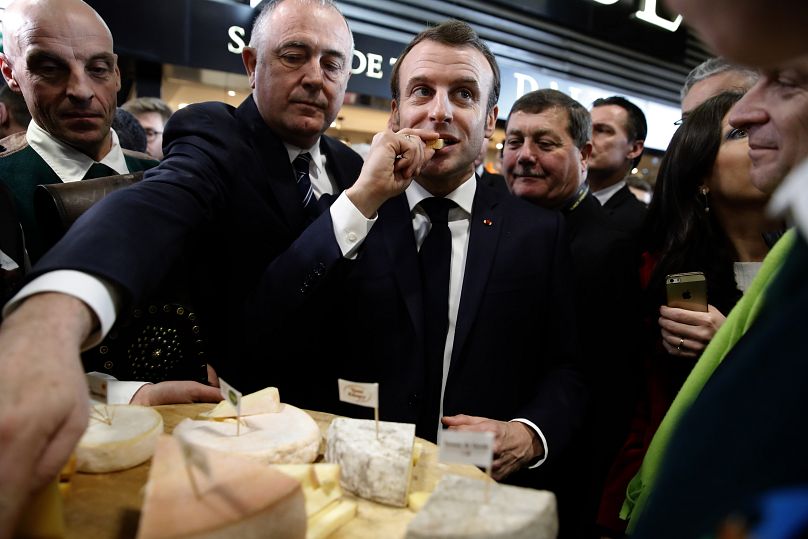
[0,0,157,262]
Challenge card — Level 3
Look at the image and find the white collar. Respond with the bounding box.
[769,157,808,236]
[284,139,324,176]
[406,173,477,215]
[591,179,626,205]
[26,120,129,182]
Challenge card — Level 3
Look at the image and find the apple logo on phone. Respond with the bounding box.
[682,290,692,299]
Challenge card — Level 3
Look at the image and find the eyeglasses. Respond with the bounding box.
[144,128,163,140]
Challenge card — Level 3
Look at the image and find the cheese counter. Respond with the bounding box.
[62,403,489,539]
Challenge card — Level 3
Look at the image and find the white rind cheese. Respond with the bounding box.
[173,404,320,464]
[405,474,558,539]
[136,435,306,539]
[325,418,415,507]
[76,404,163,473]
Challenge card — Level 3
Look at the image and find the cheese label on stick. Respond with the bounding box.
[337,379,378,408]
[218,378,243,435]
[438,429,494,471]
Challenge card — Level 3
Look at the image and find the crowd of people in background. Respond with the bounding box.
[1,0,808,538]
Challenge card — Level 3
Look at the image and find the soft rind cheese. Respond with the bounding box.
[136,435,306,539]
[174,404,320,464]
[76,404,163,473]
[200,386,282,418]
[325,418,415,507]
[405,474,558,539]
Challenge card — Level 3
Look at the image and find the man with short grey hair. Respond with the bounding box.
[680,57,758,118]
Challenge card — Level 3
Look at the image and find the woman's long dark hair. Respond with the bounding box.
[643,91,746,316]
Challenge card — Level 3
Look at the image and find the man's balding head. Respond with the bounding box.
[0,0,120,161]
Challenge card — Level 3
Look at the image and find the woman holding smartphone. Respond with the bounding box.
[597,91,783,536]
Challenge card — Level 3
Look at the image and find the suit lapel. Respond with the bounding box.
[603,183,628,210]
[320,136,354,192]
[380,195,424,346]
[236,97,307,232]
[451,182,503,365]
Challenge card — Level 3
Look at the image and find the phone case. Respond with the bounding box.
[665,272,708,312]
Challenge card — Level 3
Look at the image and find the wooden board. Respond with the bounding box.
[63,403,488,539]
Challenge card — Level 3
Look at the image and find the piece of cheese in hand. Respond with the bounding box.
[174,404,320,464]
[405,474,558,539]
[200,386,282,418]
[76,404,163,473]
[325,418,415,507]
[136,435,306,539]
[426,139,445,150]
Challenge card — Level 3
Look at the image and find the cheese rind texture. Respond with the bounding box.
[325,418,415,507]
[173,404,320,464]
[405,474,558,539]
[136,435,306,539]
[76,404,163,473]
[201,386,282,418]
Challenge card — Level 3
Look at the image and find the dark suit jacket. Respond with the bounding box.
[0,182,25,302]
[602,183,647,236]
[268,181,587,489]
[632,232,808,539]
[29,96,364,388]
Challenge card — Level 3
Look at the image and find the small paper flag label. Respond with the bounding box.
[438,429,495,469]
[218,378,242,417]
[337,379,379,409]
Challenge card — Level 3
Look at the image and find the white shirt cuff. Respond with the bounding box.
[3,270,120,350]
[510,418,549,469]
[330,192,376,259]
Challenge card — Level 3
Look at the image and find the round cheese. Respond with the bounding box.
[77,404,164,473]
[173,404,320,464]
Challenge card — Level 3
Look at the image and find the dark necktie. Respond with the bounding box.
[83,162,117,180]
[418,197,457,430]
[292,152,319,218]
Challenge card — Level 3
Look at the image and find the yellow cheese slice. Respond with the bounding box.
[426,139,446,150]
[272,464,342,517]
[306,499,357,539]
[136,435,306,539]
[15,477,65,539]
[200,386,282,419]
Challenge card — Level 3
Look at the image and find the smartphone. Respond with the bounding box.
[665,272,708,312]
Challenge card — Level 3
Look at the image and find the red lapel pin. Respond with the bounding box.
[482,218,493,226]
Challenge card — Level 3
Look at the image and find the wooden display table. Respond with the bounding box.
[63,403,489,539]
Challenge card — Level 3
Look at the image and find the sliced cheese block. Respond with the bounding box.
[272,464,343,517]
[325,418,415,507]
[405,474,558,539]
[137,435,306,539]
[174,404,320,464]
[306,499,357,539]
[76,404,163,473]
[200,386,282,418]
[15,477,65,539]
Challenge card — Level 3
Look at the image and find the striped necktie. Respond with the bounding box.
[292,152,319,217]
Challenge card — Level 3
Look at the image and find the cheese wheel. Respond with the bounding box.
[405,474,558,539]
[136,435,306,539]
[76,404,163,473]
[325,418,415,507]
[173,404,320,464]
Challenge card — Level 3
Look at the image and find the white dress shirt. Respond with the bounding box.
[591,179,626,206]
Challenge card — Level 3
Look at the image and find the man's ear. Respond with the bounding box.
[388,99,400,131]
[0,54,20,92]
[580,141,593,175]
[628,139,645,161]
[242,47,258,89]
[484,104,498,137]
[113,56,122,93]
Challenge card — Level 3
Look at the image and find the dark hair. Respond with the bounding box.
[390,20,500,114]
[506,89,591,150]
[643,91,746,316]
[0,85,31,128]
[121,97,173,124]
[592,95,647,167]
[112,108,147,153]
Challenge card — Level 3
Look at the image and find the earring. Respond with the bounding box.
[699,185,710,213]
